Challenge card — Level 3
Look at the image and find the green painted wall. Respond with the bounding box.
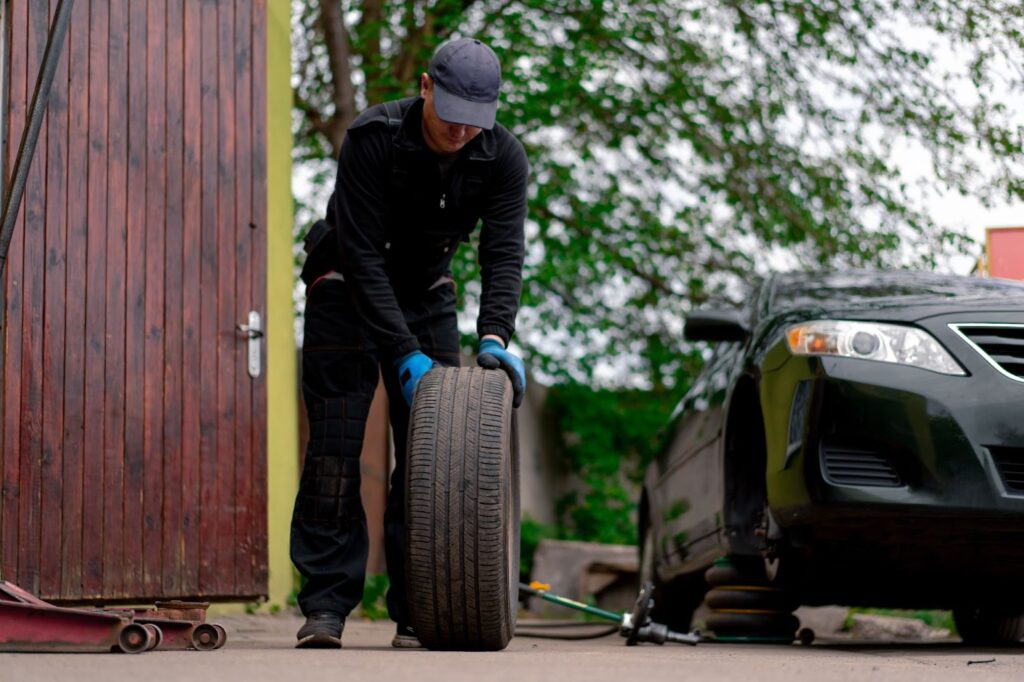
[265,0,299,610]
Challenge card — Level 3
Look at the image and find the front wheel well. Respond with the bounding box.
[722,375,768,555]
[638,490,650,549]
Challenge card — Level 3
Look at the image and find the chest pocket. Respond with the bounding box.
[450,166,491,241]
[384,145,493,248]
[387,150,415,198]
[383,151,431,239]
[459,173,486,204]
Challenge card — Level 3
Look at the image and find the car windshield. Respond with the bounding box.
[770,270,1024,310]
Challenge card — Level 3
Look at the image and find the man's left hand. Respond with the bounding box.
[477,338,526,408]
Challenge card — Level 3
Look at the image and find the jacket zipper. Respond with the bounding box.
[440,193,446,209]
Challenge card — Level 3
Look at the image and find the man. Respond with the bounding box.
[291,37,529,649]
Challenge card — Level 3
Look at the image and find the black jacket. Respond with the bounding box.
[313,96,529,358]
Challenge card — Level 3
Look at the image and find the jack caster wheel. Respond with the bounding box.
[212,623,227,649]
[118,623,152,654]
[191,623,220,651]
[142,623,163,651]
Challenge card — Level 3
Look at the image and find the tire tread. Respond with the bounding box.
[406,367,517,650]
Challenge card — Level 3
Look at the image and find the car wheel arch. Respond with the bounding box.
[638,490,651,551]
[721,374,769,556]
[638,490,653,576]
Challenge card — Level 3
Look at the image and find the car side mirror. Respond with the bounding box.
[684,309,749,342]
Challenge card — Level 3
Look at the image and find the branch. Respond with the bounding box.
[478,0,517,35]
[437,0,479,41]
[358,0,386,103]
[293,90,335,141]
[392,0,493,87]
[393,11,436,88]
[319,0,359,152]
[532,203,676,297]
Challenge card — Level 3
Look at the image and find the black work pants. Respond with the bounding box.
[290,277,460,623]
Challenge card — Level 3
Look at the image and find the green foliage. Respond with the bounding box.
[360,574,391,621]
[546,372,696,543]
[291,0,1023,385]
[843,607,957,634]
[519,515,559,578]
[661,500,690,523]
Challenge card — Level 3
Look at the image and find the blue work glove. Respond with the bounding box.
[476,338,526,408]
[395,350,436,407]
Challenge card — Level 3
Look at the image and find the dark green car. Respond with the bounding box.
[640,270,1024,643]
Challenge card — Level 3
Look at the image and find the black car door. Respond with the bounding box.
[652,341,739,578]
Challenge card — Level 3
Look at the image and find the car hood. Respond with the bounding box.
[773,293,1024,324]
[768,271,1024,323]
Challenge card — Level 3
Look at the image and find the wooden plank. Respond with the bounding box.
[1,0,28,585]
[180,0,202,598]
[122,0,148,598]
[60,0,90,600]
[39,0,68,599]
[102,0,128,599]
[215,0,237,596]
[250,0,270,591]
[0,6,6,425]
[233,0,254,594]
[17,0,47,595]
[82,0,109,599]
[197,0,220,595]
[161,0,185,599]
[143,0,168,598]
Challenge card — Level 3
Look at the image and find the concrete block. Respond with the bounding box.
[529,539,639,617]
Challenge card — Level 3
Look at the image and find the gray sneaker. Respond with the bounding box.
[391,623,422,648]
[296,611,344,649]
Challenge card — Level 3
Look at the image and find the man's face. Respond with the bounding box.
[420,74,482,155]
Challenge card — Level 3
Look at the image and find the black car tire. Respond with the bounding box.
[705,587,796,612]
[405,367,520,651]
[954,607,1024,646]
[705,611,800,636]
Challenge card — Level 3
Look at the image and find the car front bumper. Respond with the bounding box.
[757,315,1024,604]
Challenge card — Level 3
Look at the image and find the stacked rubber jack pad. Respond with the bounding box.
[703,557,799,643]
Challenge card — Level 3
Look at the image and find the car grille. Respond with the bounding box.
[821,447,903,487]
[951,324,1024,381]
[989,447,1024,493]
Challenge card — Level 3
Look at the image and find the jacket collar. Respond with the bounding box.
[394,97,497,162]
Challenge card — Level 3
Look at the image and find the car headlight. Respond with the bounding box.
[785,320,965,375]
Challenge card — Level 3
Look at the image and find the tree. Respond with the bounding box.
[291,0,1024,388]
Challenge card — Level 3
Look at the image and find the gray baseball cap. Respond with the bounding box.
[428,38,501,130]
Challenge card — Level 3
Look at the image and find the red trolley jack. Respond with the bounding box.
[0,581,227,653]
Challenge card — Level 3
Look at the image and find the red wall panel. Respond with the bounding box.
[987,227,1024,281]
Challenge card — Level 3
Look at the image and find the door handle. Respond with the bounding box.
[237,311,262,378]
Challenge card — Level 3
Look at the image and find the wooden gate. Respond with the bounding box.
[0,0,268,602]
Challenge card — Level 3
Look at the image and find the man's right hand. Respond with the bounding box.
[395,350,436,407]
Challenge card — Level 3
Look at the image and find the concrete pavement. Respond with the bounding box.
[2,613,1023,681]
